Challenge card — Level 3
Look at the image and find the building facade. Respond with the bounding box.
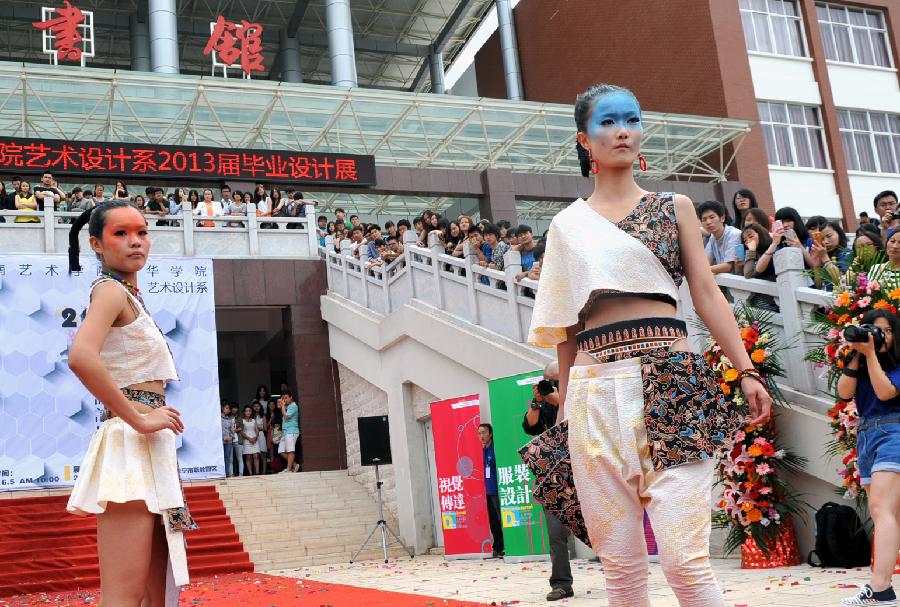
[473,0,900,228]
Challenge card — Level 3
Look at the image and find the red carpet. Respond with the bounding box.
[0,573,491,606]
[0,485,254,598]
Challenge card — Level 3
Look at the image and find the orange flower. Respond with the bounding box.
[837,314,850,325]
[890,288,900,300]
[748,445,763,457]
[724,368,739,382]
[835,291,851,307]
[721,384,731,395]
[874,300,895,311]
[747,508,763,522]
[751,350,766,364]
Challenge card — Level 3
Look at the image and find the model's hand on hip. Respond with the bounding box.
[741,377,772,426]
[134,406,184,435]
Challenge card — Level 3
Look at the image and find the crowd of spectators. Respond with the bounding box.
[0,171,315,228]
[220,384,302,477]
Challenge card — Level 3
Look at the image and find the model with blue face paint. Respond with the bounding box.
[526,83,772,606]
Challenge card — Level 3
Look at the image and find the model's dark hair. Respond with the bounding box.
[732,188,758,222]
[742,208,770,229]
[857,309,900,372]
[67,200,137,274]
[574,83,640,177]
[773,207,810,243]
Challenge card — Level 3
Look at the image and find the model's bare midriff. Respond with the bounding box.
[582,295,678,331]
[107,379,166,418]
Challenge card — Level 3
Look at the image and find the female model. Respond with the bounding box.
[529,83,771,606]
[65,200,193,606]
[837,309,900,606]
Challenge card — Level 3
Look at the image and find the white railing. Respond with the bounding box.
[322,234,835,404]
[0,202,320,258]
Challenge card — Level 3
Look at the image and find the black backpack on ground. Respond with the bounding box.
[807,502,871,568]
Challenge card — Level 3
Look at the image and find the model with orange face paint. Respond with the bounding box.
[65,201,189,607]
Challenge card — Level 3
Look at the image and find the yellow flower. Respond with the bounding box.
[835,291,851,307]
[890,288,900,300]
[723,368,739,382]
[748,445,763,457]
[751,350,767,364]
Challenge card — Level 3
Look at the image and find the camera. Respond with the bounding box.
[844,324,885,350]
[891,211,900,220]
[536,379,556,396]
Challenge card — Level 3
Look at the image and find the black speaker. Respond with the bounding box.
[358,415,392,466]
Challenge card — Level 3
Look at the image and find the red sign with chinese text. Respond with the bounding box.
[32,1,85,63]
[429,395,492,558]
[0,137,376,186]
[204,16,265,76]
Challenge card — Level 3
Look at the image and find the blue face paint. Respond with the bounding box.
[587,91,642,138]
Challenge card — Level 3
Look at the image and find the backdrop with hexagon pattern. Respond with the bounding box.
[0,255,224,490]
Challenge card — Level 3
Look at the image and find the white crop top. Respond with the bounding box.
[91,279,180,388]
[528,196,681,348]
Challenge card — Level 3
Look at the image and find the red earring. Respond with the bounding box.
[589,150,600,175]
[638,153,647,172]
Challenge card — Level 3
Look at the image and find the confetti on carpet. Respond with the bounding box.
[0,573,492,607]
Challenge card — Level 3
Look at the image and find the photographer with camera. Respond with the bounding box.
[875,191,899,242]
[837,310,900,606]
[523,361,575,602]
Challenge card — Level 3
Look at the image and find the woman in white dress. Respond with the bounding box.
[65,200,192,606]
[252,400,268,474]
[240,405,261,475]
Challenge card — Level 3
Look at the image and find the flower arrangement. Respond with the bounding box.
[806,253,900,499]
[701,303,806,557]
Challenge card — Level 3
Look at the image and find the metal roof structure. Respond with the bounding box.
[0,0,493,90]
[0,64,753,216]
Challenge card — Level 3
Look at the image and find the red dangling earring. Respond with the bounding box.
[638,153,647,172]
[589,150,600,175]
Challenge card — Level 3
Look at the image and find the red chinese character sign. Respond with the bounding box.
[33,2,94,67]
[429,395,492,559]
[204,16,265,79]
[0,137,376,187]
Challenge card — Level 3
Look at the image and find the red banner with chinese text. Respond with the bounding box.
[0,137,376,186]
[429,395,492,558]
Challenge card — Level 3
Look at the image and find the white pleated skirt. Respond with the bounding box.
[67,416,190,604]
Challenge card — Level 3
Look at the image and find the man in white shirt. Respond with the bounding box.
[697,200,741,275]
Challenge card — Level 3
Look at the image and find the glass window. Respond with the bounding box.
[740,0,807,57]
[838,108,900,174]
[816,2,893,67]
[758,101,828,169]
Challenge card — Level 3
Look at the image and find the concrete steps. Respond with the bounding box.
[214,471,409,571]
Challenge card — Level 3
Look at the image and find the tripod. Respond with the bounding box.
[350,463,414,563]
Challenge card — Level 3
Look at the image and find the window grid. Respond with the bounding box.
[816,2,893,68]
[838,109,900,174]
[758,101,829,169]
[739,0,808,58]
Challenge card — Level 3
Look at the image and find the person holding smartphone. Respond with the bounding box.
[837,310,900,606]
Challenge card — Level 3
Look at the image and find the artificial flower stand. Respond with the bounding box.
[741,515,801,569]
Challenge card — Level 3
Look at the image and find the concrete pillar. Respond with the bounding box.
[148,0,179,74]
[478,168,519,224]
[429,51,445,94]
[279,29,303,83]
[130,15,151,72]
[325,0,358,87]
[495,0,524,100]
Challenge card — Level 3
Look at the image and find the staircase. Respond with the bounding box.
[216,470,410,571]
[0,484,253,597]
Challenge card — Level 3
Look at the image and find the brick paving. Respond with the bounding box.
[271,555,873,606]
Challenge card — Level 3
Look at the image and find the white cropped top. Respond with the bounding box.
[528,194,682,348]
[91,279,180,388]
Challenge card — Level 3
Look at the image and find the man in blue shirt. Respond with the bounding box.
[478,423,504,558]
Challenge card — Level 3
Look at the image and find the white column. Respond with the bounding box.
[148,0,179,74]
[495,0,524,100]
[325,0,358,87]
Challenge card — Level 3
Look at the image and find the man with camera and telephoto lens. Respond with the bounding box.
[523,361,575,602]
[875,190,899,242]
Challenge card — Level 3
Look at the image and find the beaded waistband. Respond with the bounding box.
[576,317,687,363]
[104,388,166,420]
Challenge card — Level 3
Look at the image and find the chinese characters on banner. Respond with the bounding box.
[204,16,265,78]
[487,372,549,559]
[429,395,492,558]
[33,1,94,66]
[0,137,376,186]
